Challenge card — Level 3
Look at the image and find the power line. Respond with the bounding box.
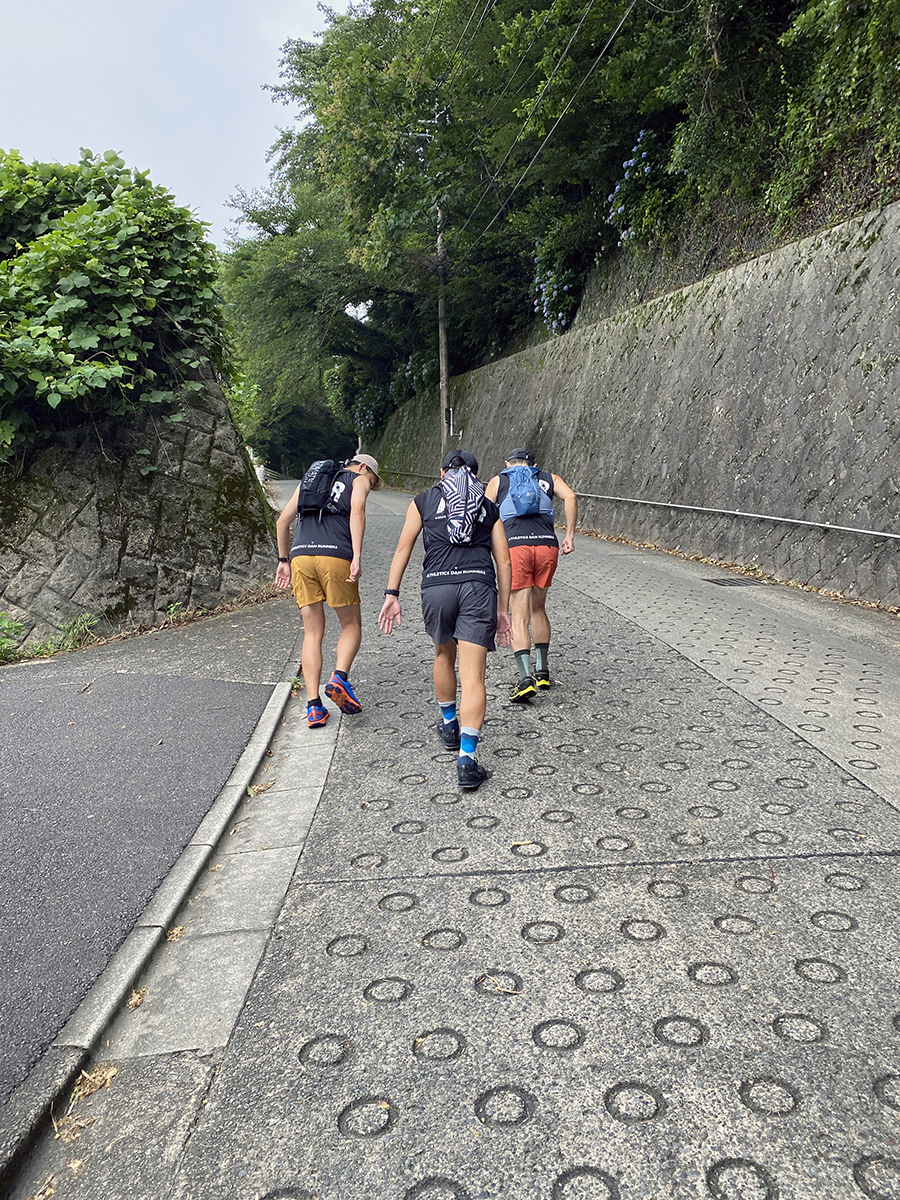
[455,0,600,241]
[407,1,554,208]
[461,0,639,257]
[643,0,692,12]
[434,0,495,88]
[474,7,554,132]
[408,0,446,93]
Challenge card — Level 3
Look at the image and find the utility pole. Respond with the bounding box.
[437,207,450,459]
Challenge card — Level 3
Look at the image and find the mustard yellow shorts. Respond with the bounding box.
[290,556,360,610]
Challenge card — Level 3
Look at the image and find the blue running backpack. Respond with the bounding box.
[505,463,542,516]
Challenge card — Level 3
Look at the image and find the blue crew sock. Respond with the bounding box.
[440,701,457,725]
[459,727,480,762]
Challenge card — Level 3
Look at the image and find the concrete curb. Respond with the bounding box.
[0,681,293,1194]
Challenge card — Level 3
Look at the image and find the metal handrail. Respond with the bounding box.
[575,492,900,542]
[383,469,440,483]
[375,473,896,541]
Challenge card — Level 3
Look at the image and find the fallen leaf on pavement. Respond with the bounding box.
[476,974,521,995]
[26,1174,56,1199]
[53,1115,96,1143]
[127,987,148,1011]
[70,1065,118,1108]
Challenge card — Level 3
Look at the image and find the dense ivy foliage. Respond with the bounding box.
[224,0,899,455]
[0,150,227,464]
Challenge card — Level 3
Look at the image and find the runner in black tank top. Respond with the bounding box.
[485,448,578,701]
[275,456,381,726]
[378,450,512,791]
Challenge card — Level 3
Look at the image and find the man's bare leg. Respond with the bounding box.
[300,602,326,700]
[530,585,552,680]
[509,588,533,653]
[455,639,489,788]
[334,603,362,674]
[529,586,551,645]
[433,641,459,704]
[457,639,488,730]
[508,588,537,700]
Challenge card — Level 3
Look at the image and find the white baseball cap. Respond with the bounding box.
[351,453,382,488]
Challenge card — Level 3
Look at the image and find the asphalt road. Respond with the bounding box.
[0,578,303,1104]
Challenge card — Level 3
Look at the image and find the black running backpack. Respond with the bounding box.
[298,459,341,516]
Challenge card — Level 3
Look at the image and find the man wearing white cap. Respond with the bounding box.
[275,455,381,726]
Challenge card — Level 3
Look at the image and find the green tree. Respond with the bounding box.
[0,150,227,464]
[771,0,900,214]
[223,0,900,451]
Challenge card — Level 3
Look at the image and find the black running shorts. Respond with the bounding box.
[421,581,498,649]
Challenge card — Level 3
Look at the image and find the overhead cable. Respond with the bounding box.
[434,0,496,88]
[456,0,601,241]
[472,6,555,136]
[408,0,446,92]
[464,0,639,254]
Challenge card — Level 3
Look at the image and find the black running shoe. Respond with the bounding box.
[534,670,551,690]
[436,718,461,751]
[457,758,488,790]
[509,675,537,703]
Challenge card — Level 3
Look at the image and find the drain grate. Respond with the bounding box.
[704,577,765,587]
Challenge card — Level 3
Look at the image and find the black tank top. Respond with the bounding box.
[414,485,500,588]
[290,468,355,561]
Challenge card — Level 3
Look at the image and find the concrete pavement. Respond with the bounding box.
[5,484,900,1200]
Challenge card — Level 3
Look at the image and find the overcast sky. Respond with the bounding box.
[0,0,343,247]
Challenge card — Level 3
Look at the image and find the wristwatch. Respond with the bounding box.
[278,557,289,563]
[384,588,400,597]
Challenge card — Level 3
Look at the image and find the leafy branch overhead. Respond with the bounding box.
[223,0,899,461]
[0,149,228,463]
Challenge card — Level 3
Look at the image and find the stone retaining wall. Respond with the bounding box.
[370,201,900,607]
[0,368,275,644]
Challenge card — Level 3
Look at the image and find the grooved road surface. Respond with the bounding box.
[8,486,900,1200]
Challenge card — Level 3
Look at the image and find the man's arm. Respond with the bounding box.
[552,474,578,555]
[378,501,424,634]
[274,485,301,590]
[491,519,512,648]
[347,473,372,582]
[484,474,500,503]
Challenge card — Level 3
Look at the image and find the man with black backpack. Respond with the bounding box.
[378,450,512,791]
[275,455,381,726]
[484,448,577,702]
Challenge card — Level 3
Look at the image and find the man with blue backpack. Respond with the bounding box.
[485,448,577,702]
[275,455,381,726]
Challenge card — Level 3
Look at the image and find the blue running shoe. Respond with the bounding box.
[307,701,329,727]
[325,672,362,714]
